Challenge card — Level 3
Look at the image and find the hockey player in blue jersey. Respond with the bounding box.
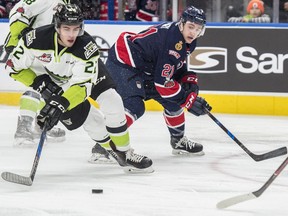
[90,5,212,162]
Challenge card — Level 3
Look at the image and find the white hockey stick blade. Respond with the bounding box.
[217,193,257,209]
[1,172,33,186]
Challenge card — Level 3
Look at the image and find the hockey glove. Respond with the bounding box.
[180,91,198,110]
[188,97,212,116]
[179,71,199,94]
[37,95,70,131]
[31,74,63,101]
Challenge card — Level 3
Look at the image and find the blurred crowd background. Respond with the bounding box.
[0,0,287,23]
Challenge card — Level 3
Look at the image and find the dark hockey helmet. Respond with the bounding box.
[180,6,206,37]
[54,3,84,36]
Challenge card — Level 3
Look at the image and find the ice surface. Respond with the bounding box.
[0,105,287,216]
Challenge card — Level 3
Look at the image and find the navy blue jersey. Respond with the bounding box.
[108,22,197,104]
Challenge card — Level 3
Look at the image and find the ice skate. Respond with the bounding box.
[33,123,66,143]
[170,136,204,156]
[88,143,116,164]
[14,116,35,146]
[108,142,154,173]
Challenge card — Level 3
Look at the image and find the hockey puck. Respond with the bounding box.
[92,189,103,194]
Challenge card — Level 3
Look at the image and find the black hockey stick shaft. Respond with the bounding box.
[217,156,288,209]
[206,110,287,161]
[1,122,48,186]
[29,122,48,182]
[253,156,288,197]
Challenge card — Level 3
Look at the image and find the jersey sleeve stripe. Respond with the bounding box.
[115,32,136,67]
[155,82,181,98]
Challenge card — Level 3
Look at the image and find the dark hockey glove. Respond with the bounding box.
[30,74,63,101]
[180,91,198,110]
[188,97,212,116]
[179,72,199,94]
[37,95,70,131]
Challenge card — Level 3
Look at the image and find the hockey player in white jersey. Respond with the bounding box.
[5,3,153,173]
[4,0,74,146]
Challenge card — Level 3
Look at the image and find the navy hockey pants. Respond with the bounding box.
[106,59,185,138]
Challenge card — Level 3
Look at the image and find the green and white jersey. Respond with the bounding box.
[9,0,65,28]
[6,25,100,110]
[5,0,68,51]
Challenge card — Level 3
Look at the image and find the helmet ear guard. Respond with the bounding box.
[198,25,205,37]
[180,5,206,37]
[54,3,84,36]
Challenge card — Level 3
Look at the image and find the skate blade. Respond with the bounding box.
[123,166,154,174]
[88,158,117,164]
[172,149,205,156]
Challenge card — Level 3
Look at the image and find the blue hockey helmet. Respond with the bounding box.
[54,3,84,36]
[180,6,206,37]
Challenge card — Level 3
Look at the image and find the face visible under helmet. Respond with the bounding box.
[54,3,84,36]
[180,6,206,37]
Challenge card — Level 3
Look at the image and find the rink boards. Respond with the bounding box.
[1,20,288,115]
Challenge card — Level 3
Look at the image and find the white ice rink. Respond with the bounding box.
[0,105,288,216]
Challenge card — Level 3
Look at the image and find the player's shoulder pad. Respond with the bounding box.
[22,24,55,49]
[71,33,100,60]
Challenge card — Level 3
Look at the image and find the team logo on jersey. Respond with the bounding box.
[169,50,180,59]
[84,41,98,59]
[36,53,52,62]
[175,41,183,51]
[164,80,175,88]
[16,7,25,13]
[26,30,36,46]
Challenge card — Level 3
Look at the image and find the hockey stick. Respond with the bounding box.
[205,109,287,161]
[1,122,48,186]
[217,156,288,209]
